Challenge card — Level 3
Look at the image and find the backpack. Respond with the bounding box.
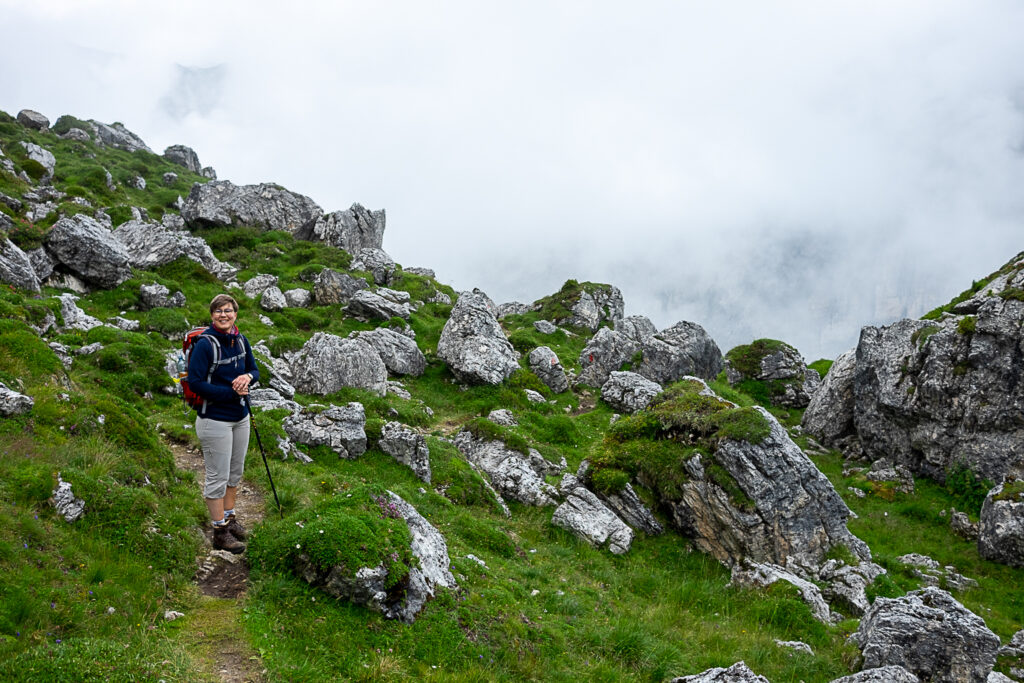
[180,327,217,411]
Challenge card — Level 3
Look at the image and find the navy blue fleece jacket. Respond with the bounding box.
[187,325,260,421]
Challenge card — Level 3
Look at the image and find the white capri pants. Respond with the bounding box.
[196,415,250,499]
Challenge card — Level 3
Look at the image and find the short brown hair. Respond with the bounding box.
[209,294,239,314]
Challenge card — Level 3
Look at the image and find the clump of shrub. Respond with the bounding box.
[944,464,993,516]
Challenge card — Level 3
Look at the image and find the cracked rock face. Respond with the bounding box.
[295,203,385,254]
[283,403,367,459]
[290,332,388,396]
[454,431,557,507]
[182,180,322,233]
[601,370,662,414]
[663,405,870,569]
[353,328,426,377]
[552,474,634,554]
[437,289,519,386]
[636,320,723,384]
[804,262,1024,485]
[313,268,368,305]
[576,328,640,389]
[978,480,1024,568]
[850,587,1000,683]
[113,219,235,281]
[345,288,411,321]
[45,214,132,288]
[0,238,41,293]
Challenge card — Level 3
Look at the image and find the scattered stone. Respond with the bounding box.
[260,286,287,312]
[950,509,978,540]
[0,238,41,293]
[534,320,558,334]
[529,346,569,394]
[774,640,813,655]
[897,553,978,591]
[53,474,85,522]
[162,172,178,185]
[284,288,311,308]
[139,283,186,310]
[0,382,33,416]
[487,409,517,427]
[163,610,185,621]
[55,293,104,331]
[729,560,832,624]
[524,389,546,403]
[243,273,279,300]
[828,666,921,682]
[864,458,915,494]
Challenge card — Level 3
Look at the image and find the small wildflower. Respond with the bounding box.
[295,544,301,549]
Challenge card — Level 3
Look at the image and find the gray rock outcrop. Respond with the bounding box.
[345,288,411,320]
[725,340,820,408]
[850,587,1000,683]
[55,293,103,331]
[528,346,569,393]
[17,109,49,130]
[0,382,34,416]
[670,662,770,683]
[284,288,311,308]
[978,479,1024,568]
[729,560,833,623]
[353,248,396,286]
[182,180,322,233]
[260,286,286,312]
[163,144,202,173]
[139,283,186,310]
[0,238,41,292]
[635,321,723,384]
[283,402,367,458]
[18,142,56,177]
[45,214,131,288]
[601,371,662,413]
[801,349,856,446]
[576,328,640,388]
[453,431,558,507]
[548,283,625,332]
[313,268,368,305]
[296,204,385,254]
[112,219,236,281]
[552,474,634,554]
[379,422,431,483]
[243,274,279,300]
[661,402,869,568]
[437,290,519,385]
[89,120,152,152]
[352,328,426,376]
[290,333,388,396]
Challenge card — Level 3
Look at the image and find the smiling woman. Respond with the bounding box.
[186,293,261,553]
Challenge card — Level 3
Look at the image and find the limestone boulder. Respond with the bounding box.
[112,219,236,281]
[243,274,279,300]
[45,214,131,288]
[352,327,426,376]
[636,320,723,384]
[978,479,1024,568]
[437,289,519,385]
[295,203,385,254]
[829,666,920,682]
[18,142,56,178]
[850,587,1000,683]
[528,346,569,393]
[552,474,634,554]
[345,288,411,321]
[139,283,186,310]
[801,349,857,447]
[163,144,202,173]
[55,293,103,331]
[670,662,770,683]
[260,286,287,312]
[576,328,640,389]
[284,288,311,308]
[453,431,557,507]
[725,339,820,408]
[353,247,396,286]
[0,382,34,416]
[0,238,41,293]
[17,109,49,131]
[290,333,388,396]
[53,474,85,522]
[283,402,367,459]
[729,560,833,623]
[544,282,624,332]
[379,422,431,483]
[601,371,662,414]
[182,180,322,233]
[89,120,152,152]
[313,268,368,305]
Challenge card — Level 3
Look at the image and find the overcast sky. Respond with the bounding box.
[3,1,1023,360]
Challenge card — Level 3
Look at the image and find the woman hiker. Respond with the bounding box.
[187,294,260,553]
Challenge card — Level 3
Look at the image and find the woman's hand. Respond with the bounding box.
[232,373,252,395]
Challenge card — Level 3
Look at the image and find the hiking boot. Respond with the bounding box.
[224,514,247,541]
[213,524,245,554]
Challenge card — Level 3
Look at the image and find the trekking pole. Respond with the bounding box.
[244,394,284,519]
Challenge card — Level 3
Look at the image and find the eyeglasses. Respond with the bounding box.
[213,309,236,316]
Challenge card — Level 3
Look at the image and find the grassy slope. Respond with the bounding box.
[0,112,1021,682]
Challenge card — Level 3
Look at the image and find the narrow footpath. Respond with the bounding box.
[168,439,267,683]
